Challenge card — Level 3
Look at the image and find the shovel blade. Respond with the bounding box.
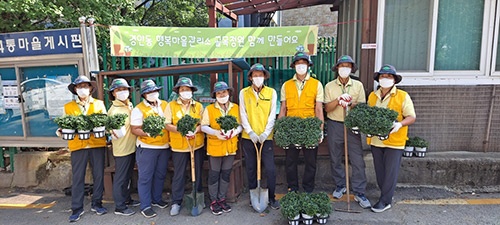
[250,188,269,213]
[184,191,205,216]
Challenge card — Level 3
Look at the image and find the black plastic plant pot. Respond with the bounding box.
[403,151,414,157]
[61,129,76,140]
[78,130,91,140]
[378,134,389,140]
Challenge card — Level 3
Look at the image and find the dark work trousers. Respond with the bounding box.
[171,147,204,205]
[70,147,105,212]
[285,144,318,193]
[113,152,136,211]
[371,146,403,205]
[208,155,234,201]
[242,139,277,201]
[136,146,171,211]
[326,119,367,194]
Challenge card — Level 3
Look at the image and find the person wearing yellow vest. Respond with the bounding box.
[239,63,280,210]
[164,77,205,216]
[130,80,171,218]
[107,78,139,216]
[63,75,108,222]
[368,65,416,213]
[324,55,371,209]
[278,51,325,193]
[201,81,242,215]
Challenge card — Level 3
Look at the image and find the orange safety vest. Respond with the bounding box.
[64,100,106,151]
[206,103,239,157]
[241,86,274,140]
[136,100,170,146]
[284,78,319,118]
[168,101,204,152]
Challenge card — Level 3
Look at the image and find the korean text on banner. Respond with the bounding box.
[110,26,318,58]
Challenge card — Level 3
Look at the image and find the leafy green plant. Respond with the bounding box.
[88,113,108,128]
[106,113,128,130]
[300,192,319,216]
[302,117,323,148]
[216,115,239,133]
[406,137,417,147]
[53,115,77,130]
[176,114,200,136]
[280,191,301,219]
[274,117,300,148]
[311,192,332,216]
[75,115,93,131]
[345,103,398,136]
[143,115,166,137]
[413,136,429,148]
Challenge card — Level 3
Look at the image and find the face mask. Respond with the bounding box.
[295,64,308,75]
[145,92,159,102]
[338,67,352,78]
[217,96,229,104]
[76,88,90,98]
[252,77,265,88]
[179,91,193,100]
[379,78,395,88]
[115,90,129,101]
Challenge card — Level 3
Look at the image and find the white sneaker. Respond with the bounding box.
[332,186,347,199]
[170,204,181,216]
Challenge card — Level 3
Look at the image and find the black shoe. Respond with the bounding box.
[69,209,84,223]
[152,200,169,209]
[125,199,140,207]
[218,199,232,213]
[269,199,280,210]
[371,201,392,213]
[114,208,135,216]
[210,200,223,215]
[141,207,157,218]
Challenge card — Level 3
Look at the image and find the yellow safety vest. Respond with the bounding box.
[136,100,170,146]
[206,103,239,157]
[64,100,106,151]
[284,78,319,118]
[241,86,274,139]
[168,101,204,152]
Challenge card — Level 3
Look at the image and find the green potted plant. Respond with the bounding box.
[413,136,429,157]
[280,191,301,224]
[289,117,305,149]
[54,115,77,140]
[216,115,239,137]
[88,113,108,138]
[345,103,398,139]
[106,113,128,139]
[176,114,200,137]
[311,192,331,224]
[75,115,93,140]
[300,193,318,225]
[274,117,294,149]
[143,115,166,138]
[303,117,323,149]
[404,137,416,157]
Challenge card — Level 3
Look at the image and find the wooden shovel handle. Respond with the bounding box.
[186,137,196,183]
[253,142,264,181]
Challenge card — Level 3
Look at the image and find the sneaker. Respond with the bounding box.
[69,209,84,223]
[152,200,169,209]
[218,199,232,213]
[91,205,108,215]
[332,186,347,199]
[210,200,223,215]
[170,204,181,216]
[141,207,157,218]
[371,201,392,213]
[354,193,372,208]
[269,199,280,210]
[126,199,140,207]
[114,208,135,216]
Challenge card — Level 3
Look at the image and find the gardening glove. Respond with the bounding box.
[258,133,268,144]
[186,131,196,139]
[226,128,239,139]
[214,130,227,140]
[319,132,324,144]
[248,131,259,143]
[338,99,349,108]
[337,93,352,102]
[55,129,62,137]
[390,122,403,134]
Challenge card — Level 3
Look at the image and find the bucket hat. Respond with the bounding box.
[212,81,233,98]
[67,75,97,95]
[173,77,198,93]
[374,64,402,84]
[332,55,358,73]
[108,78,132,100]
[290,51,313,68]
[247,63,270,81]
[140,79,163,95]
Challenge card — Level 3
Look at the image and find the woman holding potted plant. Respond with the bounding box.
[107,78,139,216]
[201,81,242,215]
[368,65,416,213]
[63,75,108,222]
[164,77,205,216]
[130,80,171,218]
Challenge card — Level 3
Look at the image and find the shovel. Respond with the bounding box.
[335,106,361,213]
[183,137,204,216]
[250,142,269,213]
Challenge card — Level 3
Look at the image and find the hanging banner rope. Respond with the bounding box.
[110,25,318,58]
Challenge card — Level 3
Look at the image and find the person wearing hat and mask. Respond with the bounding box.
[200,81,242,215]
[278,51,324,193]
[164,77,205,216]
[239,63,280,209]
[324,55,370,208]
[368,64,416,213]
[107,78,139,216]
[63,75,108,222]
[130,80,171,218]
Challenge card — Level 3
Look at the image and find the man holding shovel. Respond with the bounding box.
[324,55,371,209]
[239,63,280,211]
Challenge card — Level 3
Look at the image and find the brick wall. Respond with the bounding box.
[281,5,337,37]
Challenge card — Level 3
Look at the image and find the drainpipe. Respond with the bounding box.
[483,85,496,152]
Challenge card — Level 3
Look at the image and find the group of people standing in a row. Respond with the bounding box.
[60,51,415,223]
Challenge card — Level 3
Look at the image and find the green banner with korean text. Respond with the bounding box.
[110,25,318,58]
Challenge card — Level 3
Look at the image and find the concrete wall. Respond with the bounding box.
[281,5,337,37]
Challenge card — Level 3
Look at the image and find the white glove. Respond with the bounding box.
[248,131,259,143]
[55,129,62,137]
[319,132,324,144]
[338,93,352,102]
[226,129,238,139]
[338,99,349,108]
[390,122,403,134]
[186,131,196,139]
[258,133,268,144]
[214,130,227,140]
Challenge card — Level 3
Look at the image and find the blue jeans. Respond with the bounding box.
[136,146,171,211]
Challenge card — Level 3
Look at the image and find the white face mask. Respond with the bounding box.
[179,91,193,100]
[252,77,265,88]
[145,92,159,102]
[115,90,129,101]
[379,78,395,88]
[295,64,308,75]
[338,67,352,78]
[76,88,90,98]
[217,96,229,104]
